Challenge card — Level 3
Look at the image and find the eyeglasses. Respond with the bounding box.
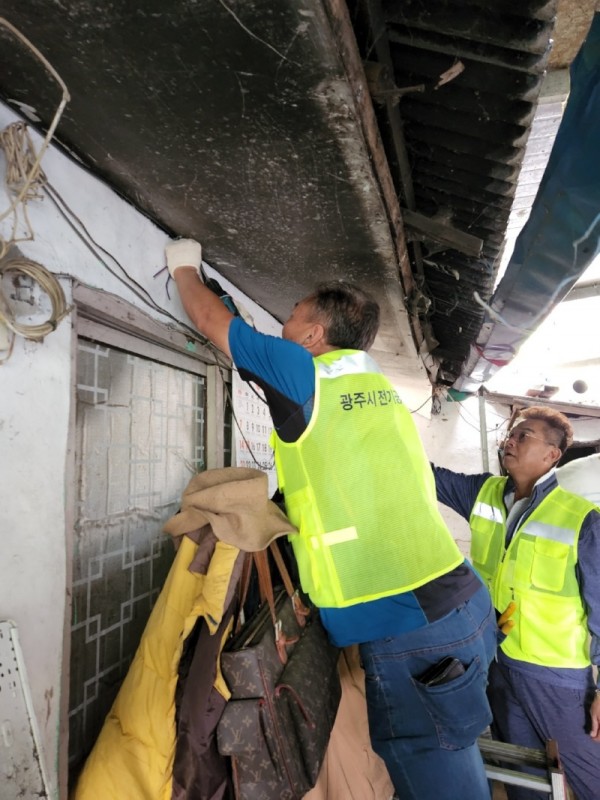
[503,430,555,447]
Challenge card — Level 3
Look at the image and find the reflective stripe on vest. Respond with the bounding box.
[273,350,463,608]
[522,521,576,546]
[472,501,504,524]
[470,477,595,668]
[469,478,507,586]
[317,350,378,378]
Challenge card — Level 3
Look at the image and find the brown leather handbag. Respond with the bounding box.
[217,542,341,800]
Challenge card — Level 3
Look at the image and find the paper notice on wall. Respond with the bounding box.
[232,370,278,496]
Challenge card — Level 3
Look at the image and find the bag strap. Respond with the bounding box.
[251,544,308,663]
[253,549,276,622]
[269,540,294,597]
[269,540,310,627]
[232,552,254,634]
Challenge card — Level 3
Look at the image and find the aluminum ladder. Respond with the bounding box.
[478,736,569,799]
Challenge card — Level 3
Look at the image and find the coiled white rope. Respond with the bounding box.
[0,18,72,357]
[0,122,47,259]
[0,17,70,260]
[0,257,69,340]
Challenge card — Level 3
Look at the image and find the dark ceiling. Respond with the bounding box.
[0,0,563,386]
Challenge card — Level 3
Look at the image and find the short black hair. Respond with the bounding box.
[305,281,380,351]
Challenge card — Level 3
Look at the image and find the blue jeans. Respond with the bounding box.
[359,585,496,800]
[488,658,600,800]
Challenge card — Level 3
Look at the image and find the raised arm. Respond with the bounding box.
[166,238,234,357]
[432,464,491,520]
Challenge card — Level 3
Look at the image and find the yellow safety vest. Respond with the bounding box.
[272,349,463,608]
[470,476,596,668]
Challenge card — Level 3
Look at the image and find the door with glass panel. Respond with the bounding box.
[68,337,207,779]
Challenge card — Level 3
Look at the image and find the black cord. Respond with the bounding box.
[44,182,208,340]
[45,180,274,471]
[409,394,433,414]
[221,373,275,471]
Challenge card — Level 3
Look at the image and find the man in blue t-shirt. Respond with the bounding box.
[164,238,496,800]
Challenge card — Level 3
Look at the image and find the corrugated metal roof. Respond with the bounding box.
[348,0,559,383]
[457,12,600,391]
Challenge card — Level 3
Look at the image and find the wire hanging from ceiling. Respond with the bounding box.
[0,17,72,362]
[0,17,70,259]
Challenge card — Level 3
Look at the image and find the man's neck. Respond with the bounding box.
[303,338,337,357]
[511,467,555,501]
[513,479,535,502]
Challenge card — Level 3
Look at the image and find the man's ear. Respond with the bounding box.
[304,322,326,347]
[312,323,327,345]
[548,445,563,467]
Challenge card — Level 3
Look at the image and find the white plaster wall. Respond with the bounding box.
[0,287,73,795]
[0,102,281,797]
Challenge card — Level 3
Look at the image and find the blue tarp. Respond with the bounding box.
[458,12,600,389]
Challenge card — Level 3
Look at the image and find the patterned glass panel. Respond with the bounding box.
[69,339,206,775]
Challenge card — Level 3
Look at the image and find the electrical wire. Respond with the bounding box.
[0,256,70,339]
[0,17,70,258]
[0,122,45,255]
[44,182,202,337]
[456,404,509,436]
[0,327,15,364]
[25,163,439,470]
[454,405,487,435]
[409,394,433,414]
[0,19,71,357]
[43,179,274,471]
[12,168,444,466]
[472,291,534,335]
[0,135,72,353]
[445,381,511,434]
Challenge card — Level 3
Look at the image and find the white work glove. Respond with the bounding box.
[165,238,203,278]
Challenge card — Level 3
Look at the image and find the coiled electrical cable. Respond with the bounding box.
[0,256,70,339]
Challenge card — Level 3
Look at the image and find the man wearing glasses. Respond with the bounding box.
[433,405,600,800]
